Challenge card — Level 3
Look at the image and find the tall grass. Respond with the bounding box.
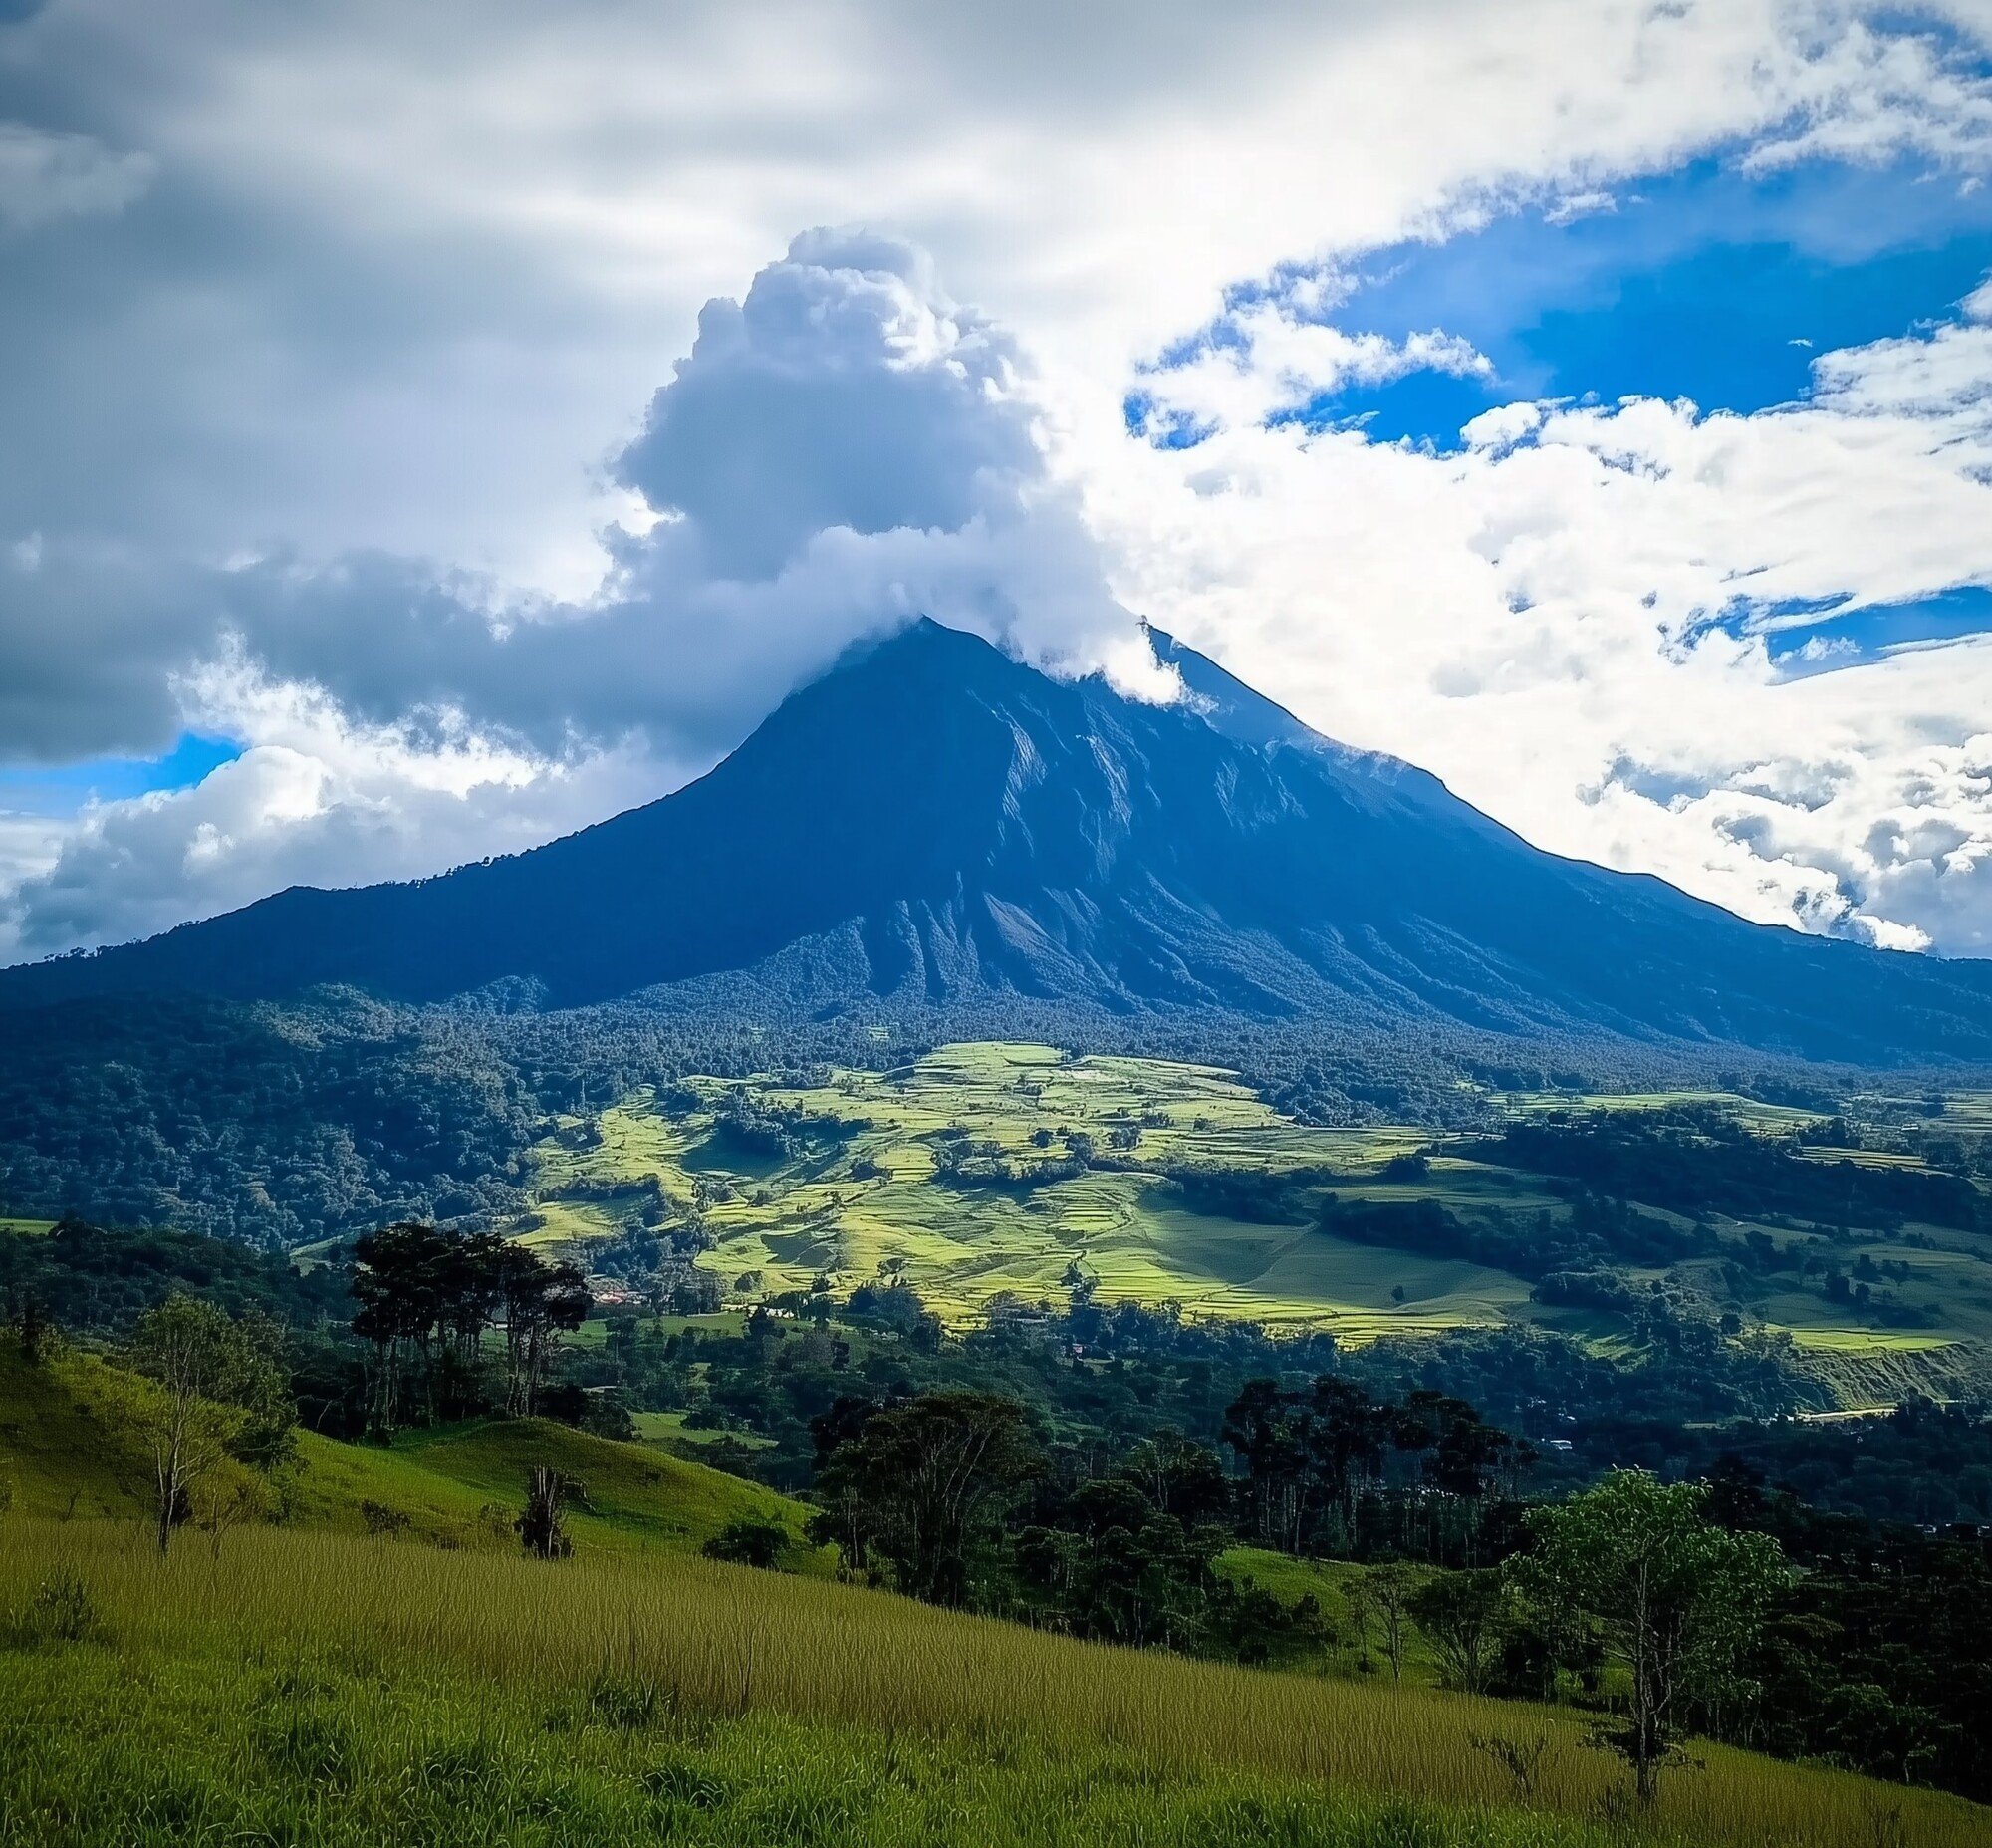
[1,1518,1977,1847]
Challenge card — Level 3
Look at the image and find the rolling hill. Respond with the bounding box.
[5,618,1992,1065]
[0,1337,817,1559]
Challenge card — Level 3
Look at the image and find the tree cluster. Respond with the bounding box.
[351,1221,589,1433]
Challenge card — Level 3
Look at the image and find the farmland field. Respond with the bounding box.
[511,1042,1992,1401]
[522,1043,1529,1336]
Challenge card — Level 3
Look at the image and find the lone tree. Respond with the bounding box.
[810,1392,1042,1605]
[1365,1561,1414,1683]
[1514,1470,1786,1805]
[517,1465,574,1560]
[1409,1567,1508,1695]
[124,1293,293,1555]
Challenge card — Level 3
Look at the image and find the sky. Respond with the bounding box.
[2,0,1992,963]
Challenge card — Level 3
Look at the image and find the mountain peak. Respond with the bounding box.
[5,618,1991,1064]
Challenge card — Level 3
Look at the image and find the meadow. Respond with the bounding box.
[3,1515,1982,1848]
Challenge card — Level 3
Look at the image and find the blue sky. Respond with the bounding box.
[1134,150,1992,451]
[1289,156,1992,441]
[0,734,238,817]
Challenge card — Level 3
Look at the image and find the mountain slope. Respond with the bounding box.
[5,618,1992,1062]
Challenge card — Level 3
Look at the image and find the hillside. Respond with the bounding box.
[6,1515,1984,1848]
[0,1340,816,1560]
[7,621,1992,1066]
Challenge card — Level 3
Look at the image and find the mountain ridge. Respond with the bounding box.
[5,617,1991,1064]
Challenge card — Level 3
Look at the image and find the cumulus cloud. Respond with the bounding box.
[1091,274,1992,955]
[1132,305,1492,435]
[0,230,1163,956]
[1,660,666,959]
[0,124,154,233]
[616,229,1038,580]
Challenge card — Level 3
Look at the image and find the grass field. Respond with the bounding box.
[2,1516,1982,1848]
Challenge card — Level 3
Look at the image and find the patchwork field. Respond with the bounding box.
[523,1043,1518,1337]
[513,1042,1992,1397]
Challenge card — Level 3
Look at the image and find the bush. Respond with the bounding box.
[701,1516,792,1570]
[7,1567,102,1648]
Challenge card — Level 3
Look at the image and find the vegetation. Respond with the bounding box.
[4,1517,1984,1848]
[120,1293,293,1552]
[5,1031,1992,1840]
[475,1044,1992,1409]
[1516,1474,1788,1805]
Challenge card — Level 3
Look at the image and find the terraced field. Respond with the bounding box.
[523,1043,1521,1338]
[512,1042,1992,1395]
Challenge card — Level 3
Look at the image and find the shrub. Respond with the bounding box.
[702,1516,793,1570]
[7,1566,102,1648]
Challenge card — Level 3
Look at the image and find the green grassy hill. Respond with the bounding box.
[5,1334,1987,1844]
[5,1515,1985,1848]
[0,1341,818,1561]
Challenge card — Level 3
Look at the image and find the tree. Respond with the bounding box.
[1514,1470,1787,1805]
[351,1224,587,1430]
[496,1246,590,1417]
[1366,1561,1414,1682]
[351,1220,457,1433]
[1410,1568,1508,1694]
[703,1515,793,1569]
[517,1464,574,1560]
[124,1293,293,1554]
[809,1392,1042,1605]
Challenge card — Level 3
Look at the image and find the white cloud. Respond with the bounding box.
[1092,279,1992,955]
[1134,306,1491,435]
[0,123,154,233]
[1544,188,1618,224]
[0,694,664,962]
[10,1,1992,590]
[0,230,1169,955]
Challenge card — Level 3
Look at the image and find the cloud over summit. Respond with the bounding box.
[0,229,1155,956]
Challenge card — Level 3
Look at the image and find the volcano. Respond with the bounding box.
[7,618,1992,1064]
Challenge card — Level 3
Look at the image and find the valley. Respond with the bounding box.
[510,1040,1992,1407]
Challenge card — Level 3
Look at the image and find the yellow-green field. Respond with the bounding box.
[1497,1090,1831,1135]
[509,1042,1992,1393]
[521,1043,1515,1338]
